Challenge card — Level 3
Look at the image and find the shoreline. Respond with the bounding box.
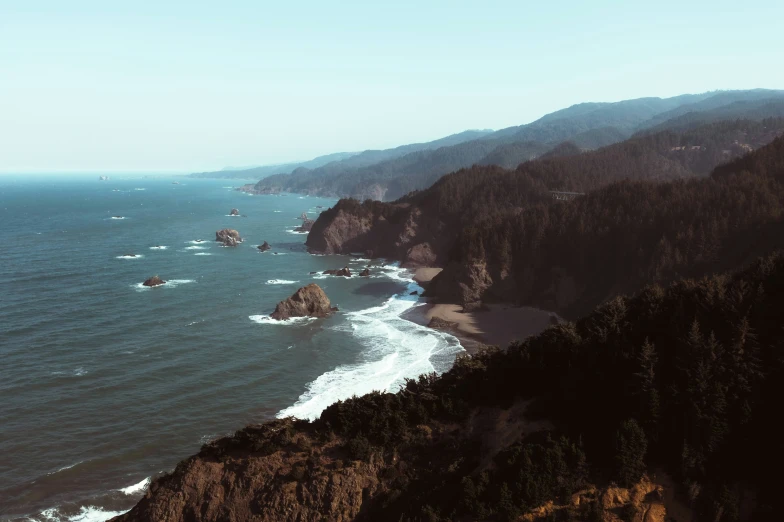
[404,266,560,353]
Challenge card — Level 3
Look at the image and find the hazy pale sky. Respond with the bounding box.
[1,1,783,172]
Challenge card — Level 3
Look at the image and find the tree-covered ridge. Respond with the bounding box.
[430,132,784,318]
[251,90,784,200]
[121,253,784,521]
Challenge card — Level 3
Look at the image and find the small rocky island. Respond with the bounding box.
[142,276,166,287]
[323,267,352,277]
[216,229,242,247]
[257,241,271,252]
[270,283,337,320]
[230,208,239,216]
[294,219,314,233]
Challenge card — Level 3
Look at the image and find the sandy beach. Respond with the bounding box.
[423,303,558,349]
[406,267,559,352]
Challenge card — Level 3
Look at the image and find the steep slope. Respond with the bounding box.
[114,253,784,521]
[428,133,784,317]
[306,119,784,276]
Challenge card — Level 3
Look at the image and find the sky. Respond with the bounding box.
[1,1,783,173]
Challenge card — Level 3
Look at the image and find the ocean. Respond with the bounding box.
[0,175,463,521]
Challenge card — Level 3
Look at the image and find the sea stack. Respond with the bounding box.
[216,229,242,246]
[257,241,271,252]
[142,276,166,287]
[270,284,337,320]
[294,219,314,233]
[230,208,239,216]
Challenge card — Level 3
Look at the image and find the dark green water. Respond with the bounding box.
[0,175,462,521]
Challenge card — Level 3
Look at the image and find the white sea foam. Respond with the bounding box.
[273,210,282,213]
[185,245,206,250]
[40,506,129,522]
[349,258,370,263]
[249,315,317,326]
[118,476,150,495]
[133,279,196,291]
[187,240,207,245]
[286,229,308,235]
[224,214,240,217]
[194,252,212,256]
[109,216,125,220]
[47,460,83,475]
[271,252,287,255]
[149,246,168,250]
[266,279,298,285]
[73,367,88,377]
[134,188,146,191]
[277,269,463,421]
[115,254,143,260]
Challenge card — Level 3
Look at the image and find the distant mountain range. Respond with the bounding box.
[192,89,784,200]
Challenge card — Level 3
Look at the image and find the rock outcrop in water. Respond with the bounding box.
[323,267,351,277]
[216,229,242,246]
[294,219,314,233]
[257,241,271,252]
[270,283,336,320]
[359,268,370,277]
[142,276,166,287]
[230,208,239,216]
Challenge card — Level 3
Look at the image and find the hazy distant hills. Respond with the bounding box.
[192,89,784,199]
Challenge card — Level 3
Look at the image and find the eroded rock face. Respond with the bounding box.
[426,261,493,309]
[216,229,242,246]
[405,242,436,267]
[230,208,239,216]
[110,420,382,522]
[142,276,166,287]
[270,284,336,320]
[257,241,271,251]
[305,207,376,254]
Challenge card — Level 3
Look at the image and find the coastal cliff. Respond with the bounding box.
[113,253,784,521]
[308,132,784,318]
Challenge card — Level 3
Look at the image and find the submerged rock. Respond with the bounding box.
[257,241,271,252]
[142,276,166,287]
[270,283,337,320]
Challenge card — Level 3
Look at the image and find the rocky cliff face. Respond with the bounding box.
[270,284,336,320]
[111,420,385,522]
[305,200,452,267]
[111,414,683,522]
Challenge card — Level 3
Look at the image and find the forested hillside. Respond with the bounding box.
[306,119,784,284]
[116,253,784,521]
[249,90,784,199]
